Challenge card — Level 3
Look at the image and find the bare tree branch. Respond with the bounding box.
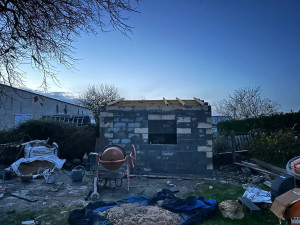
[0,0,139,90]
[215,87,280,120]
[78,83,121,125]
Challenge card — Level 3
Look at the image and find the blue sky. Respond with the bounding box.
[24,0,300,114]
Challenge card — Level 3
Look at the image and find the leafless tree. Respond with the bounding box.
[79,83,120,124]
[0,0,139,89]
[215,87,280,120]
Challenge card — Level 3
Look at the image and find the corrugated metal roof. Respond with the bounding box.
[0,83,88,109]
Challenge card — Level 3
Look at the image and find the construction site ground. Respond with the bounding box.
[0,164,282,225]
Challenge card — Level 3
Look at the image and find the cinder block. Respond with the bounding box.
[121,139,131,144]
[203,105,209,111]
[206,152,213,158]
[114,123,126,128]
[134,128,148,133]
[128,133,140,139]
[207,140,212,146]
[146,106,160,110]
[207,163,213,170]
[177,128,191,134]
[112,139,120,144]
[206,129,213,134]
[120,118,131,122]
[177,117,191,122]
[206,117,212,123]
[135,117,144,122]
[128,123,141,128]
[116,106,133,111]
[162,114,175,120]
[197,146,212,152]
[148,114,162,120]
[197,123,211,128]
[104,133,113,138]
[100,112,113,117]
[133,106,146,110]
[100,122,113,128]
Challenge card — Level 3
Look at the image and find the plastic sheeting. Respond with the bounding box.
[68,189,217,225]
[242,187,272,203]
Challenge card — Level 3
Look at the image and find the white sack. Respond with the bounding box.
[11,155,65,178]
[24,140,58,158]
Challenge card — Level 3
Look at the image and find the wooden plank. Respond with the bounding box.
[194,97,204,105]
[176,97,185,105]
[163,97,168,106]
[234,162,278,176]
[107,98,124,106]
[250,158,286,175]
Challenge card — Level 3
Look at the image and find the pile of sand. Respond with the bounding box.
[98,203,182,225]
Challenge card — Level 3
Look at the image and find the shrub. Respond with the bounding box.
[0,120,97,160]
[212,132,231,154]
[249,129,300,166]
[217,111,300,135]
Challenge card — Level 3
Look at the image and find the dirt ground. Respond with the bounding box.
[0,167,216,215]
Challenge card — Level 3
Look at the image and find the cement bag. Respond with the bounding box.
[24,140,58,158]
[11,155,66,178]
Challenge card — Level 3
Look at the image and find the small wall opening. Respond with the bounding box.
[148,120,177,144]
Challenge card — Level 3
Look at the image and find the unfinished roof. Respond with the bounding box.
[108,97,208,106]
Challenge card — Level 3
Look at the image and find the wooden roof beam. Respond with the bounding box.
[194,97,204,105]
[176,97,185,106]
[107,98,124,106]
[163,97,168,106]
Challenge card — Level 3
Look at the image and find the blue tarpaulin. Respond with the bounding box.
[68,189,217,225]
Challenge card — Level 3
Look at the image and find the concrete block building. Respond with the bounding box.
[99,98,213,175]
[0,84,93,130]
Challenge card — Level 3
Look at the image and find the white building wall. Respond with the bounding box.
[0,85,93,130]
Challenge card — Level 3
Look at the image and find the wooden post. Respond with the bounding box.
[230,131,236,162]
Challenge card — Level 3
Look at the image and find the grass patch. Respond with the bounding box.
[0,204,84,225]
[186,181,285,225]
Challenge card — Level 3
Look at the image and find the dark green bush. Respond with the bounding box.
[212,132,230,154]
[249,129,300,167]
[0,120,97,160]
[217,111,300,135]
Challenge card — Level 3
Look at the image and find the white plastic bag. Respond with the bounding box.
[242,187,272,203]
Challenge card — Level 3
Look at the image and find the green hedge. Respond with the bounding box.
[0,120,97,160]
[250,129,300,167]
[217,111,300,135]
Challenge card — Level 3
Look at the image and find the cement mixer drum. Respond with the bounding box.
[100,145,126,170]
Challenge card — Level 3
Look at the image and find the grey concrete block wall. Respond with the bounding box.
[99,103,213,175]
